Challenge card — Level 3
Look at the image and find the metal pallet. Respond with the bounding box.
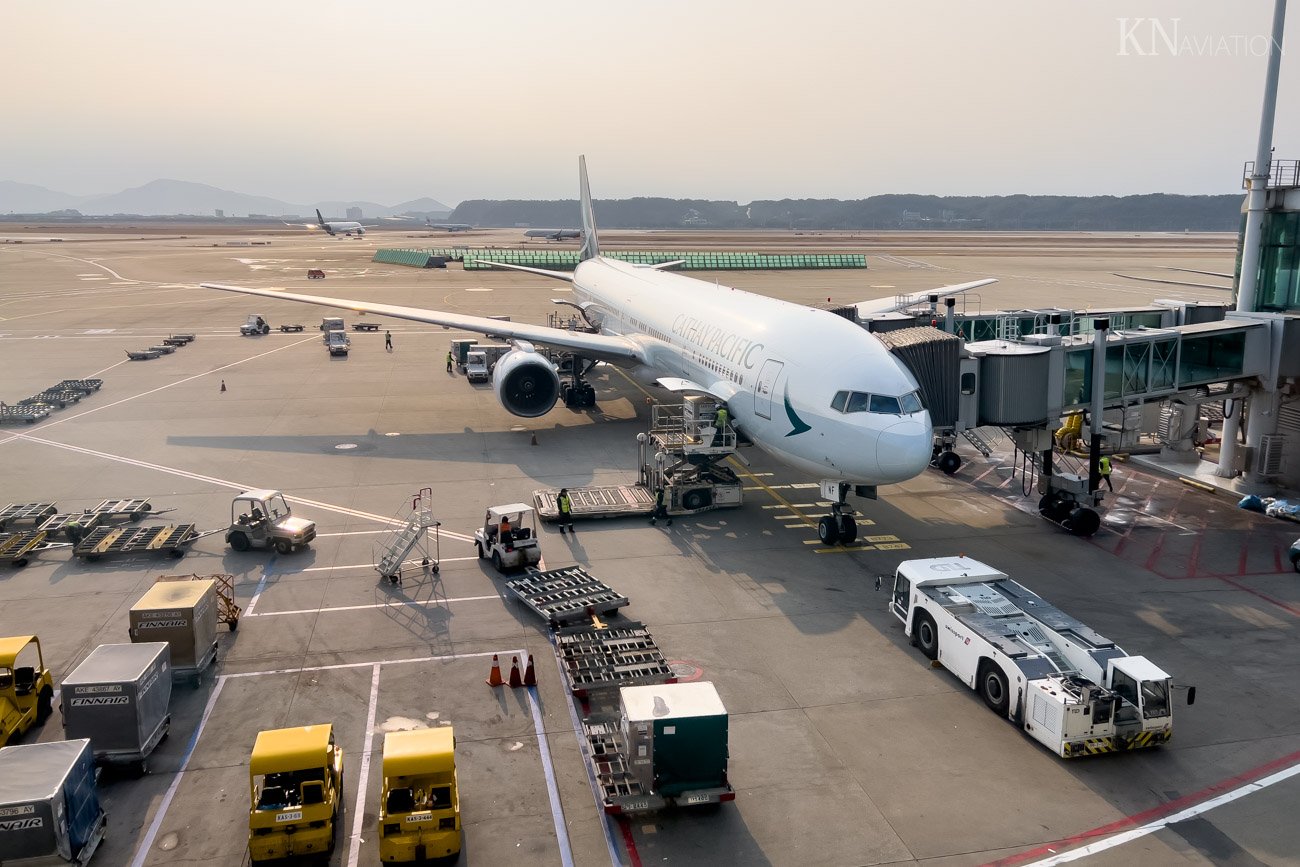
[0,405,51,425]
[533,485,655,521]
[0,503,58,530]
[555,620,675,697]
[73,524,197,561]
[39,511,105,541]
[90,498,153,521]
[504,566,629,627]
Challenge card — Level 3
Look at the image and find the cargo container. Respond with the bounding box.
[584,681,734,814]
[128,579,218,680]
[0,739,107,865]
[61,643,171,768]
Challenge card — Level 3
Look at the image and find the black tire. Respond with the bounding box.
[817,515,840,545]
[229,532,251,552]
[491,550,503,572]
[275,539,293,555]
[979,663,1010,716]
[13,557,28,568]
[838,515,857,544]
[475,541,484,559]
[1292,553,1300,574]
[1064,507,1100,537]
[129,511,144,522]
[914,611,939,660]
[169,549,185,559]
[229,619,238,632]
[937,451,961,475]
[36,686,53,724]
[681,489,710,511]
[261,324,270,335]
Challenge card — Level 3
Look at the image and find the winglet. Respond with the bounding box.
[579,155,600,262]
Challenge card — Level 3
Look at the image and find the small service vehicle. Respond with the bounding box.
[473,504,542,573]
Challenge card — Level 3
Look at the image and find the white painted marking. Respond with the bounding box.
[247,593,501,619]
[289,556,478,573]
[345,664,382,867]
[527,677,575,867]
[1019,761,1300,866]
[464,287,493,292]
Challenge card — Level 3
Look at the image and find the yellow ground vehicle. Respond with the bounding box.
[248,724,345,862]
[0,635,54,747]
[380,727,461,863]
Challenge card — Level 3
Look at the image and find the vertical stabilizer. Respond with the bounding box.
[578,155,600,261]
[316,208,326,226]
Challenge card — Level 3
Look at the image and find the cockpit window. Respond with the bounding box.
[833,390,925,416]
[869,395,901,414]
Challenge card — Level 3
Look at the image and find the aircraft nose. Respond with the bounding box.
[876,420,932,483]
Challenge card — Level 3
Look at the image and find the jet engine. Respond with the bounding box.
[492,349,561,417]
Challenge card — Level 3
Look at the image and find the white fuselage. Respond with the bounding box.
[573,258,932,485]
[322,221,364,235]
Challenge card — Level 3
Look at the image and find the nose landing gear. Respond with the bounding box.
[817,481,868,545]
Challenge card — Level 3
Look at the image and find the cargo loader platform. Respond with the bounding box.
[534,485,654,522]
[555,620,674,698]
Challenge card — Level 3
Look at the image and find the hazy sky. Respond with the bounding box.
[4,1,1298,204]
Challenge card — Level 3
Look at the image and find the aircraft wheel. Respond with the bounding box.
[979,662,1010,716]
[817,516,840,545]
[914,611,939,660]
[837,515,857,544]
[936,451,961,475]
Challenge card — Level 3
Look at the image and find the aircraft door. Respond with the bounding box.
[754,359,783,420]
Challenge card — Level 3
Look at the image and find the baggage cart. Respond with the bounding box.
[0,739,107,865]
[503,566,628,628]
[73,524,197,562]
[0,503,57,531]
[0,405,51,425]
[53,379,103,394]
[0,529,63,568]
[555,620,674,697]
[61,643,172,769]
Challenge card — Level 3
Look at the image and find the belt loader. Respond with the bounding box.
[889,556,1193,758]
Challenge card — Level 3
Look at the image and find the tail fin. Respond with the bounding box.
[578,155,600,262]
[316,208,325,225]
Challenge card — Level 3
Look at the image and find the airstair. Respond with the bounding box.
[374,488,440,585]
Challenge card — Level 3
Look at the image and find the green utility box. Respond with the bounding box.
[620,681,730,800]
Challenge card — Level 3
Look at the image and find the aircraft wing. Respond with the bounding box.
[199,282,646,363]
[852,278,998,317]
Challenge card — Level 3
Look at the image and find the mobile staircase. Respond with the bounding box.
[374,488,440,585]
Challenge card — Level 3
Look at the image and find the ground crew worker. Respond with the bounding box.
[446,351,454,373]
[385,330,393,351]
[557,487,574,534]
[713,405,730,446]
[1099,455,1114,491]
[499,514,512,544]
[650,486,671,526]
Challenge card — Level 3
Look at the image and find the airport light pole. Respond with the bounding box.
[1217,0,1287,479]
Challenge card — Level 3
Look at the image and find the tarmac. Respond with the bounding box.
[0,226,1297,867]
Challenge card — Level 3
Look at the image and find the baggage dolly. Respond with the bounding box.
[0,502,58,531]
[74,524,199,562]
[53,378,103,395]
[278,323,305,332]
[503,566,629,628]
[0,528,65,568]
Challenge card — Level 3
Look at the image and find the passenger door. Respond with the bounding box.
[754,359,783,420]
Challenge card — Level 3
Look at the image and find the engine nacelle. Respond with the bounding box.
[492,349,561,418]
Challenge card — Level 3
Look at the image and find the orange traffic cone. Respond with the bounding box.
[523,654,536,687]
[485,654,504,687]
[508,656,523,688]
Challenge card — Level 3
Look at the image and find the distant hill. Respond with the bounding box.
[0,179,454,218]
[450,193,1245,232]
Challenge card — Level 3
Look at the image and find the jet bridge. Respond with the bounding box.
[863,300,1287,535]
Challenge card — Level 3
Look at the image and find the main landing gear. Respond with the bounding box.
[817,481,860,546]
[560,354,596,408]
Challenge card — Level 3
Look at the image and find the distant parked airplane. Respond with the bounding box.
[525,228,582,240]
[426,219,474,232]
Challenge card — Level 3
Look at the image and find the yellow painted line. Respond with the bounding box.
[782,523,814,529]
[762,503,822,509]
[773,514,805,521]
[814,545,877,554]
[744,484,792,491]
[790,482,820,489]
[728,458,818,527]
[863,534,900,543]
[874,542,912,551]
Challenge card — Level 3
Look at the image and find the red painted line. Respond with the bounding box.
[1275,546,1284,574]
[1236,533,1250,576]
[616,816,643,867]
[1185,532,1203,578]
[1215,575,1300,618]
[1142,532,1167,573]
[984,748,1300,867]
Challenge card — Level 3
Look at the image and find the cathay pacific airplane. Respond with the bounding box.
[204,157,994,544]
[313,209,367,236]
